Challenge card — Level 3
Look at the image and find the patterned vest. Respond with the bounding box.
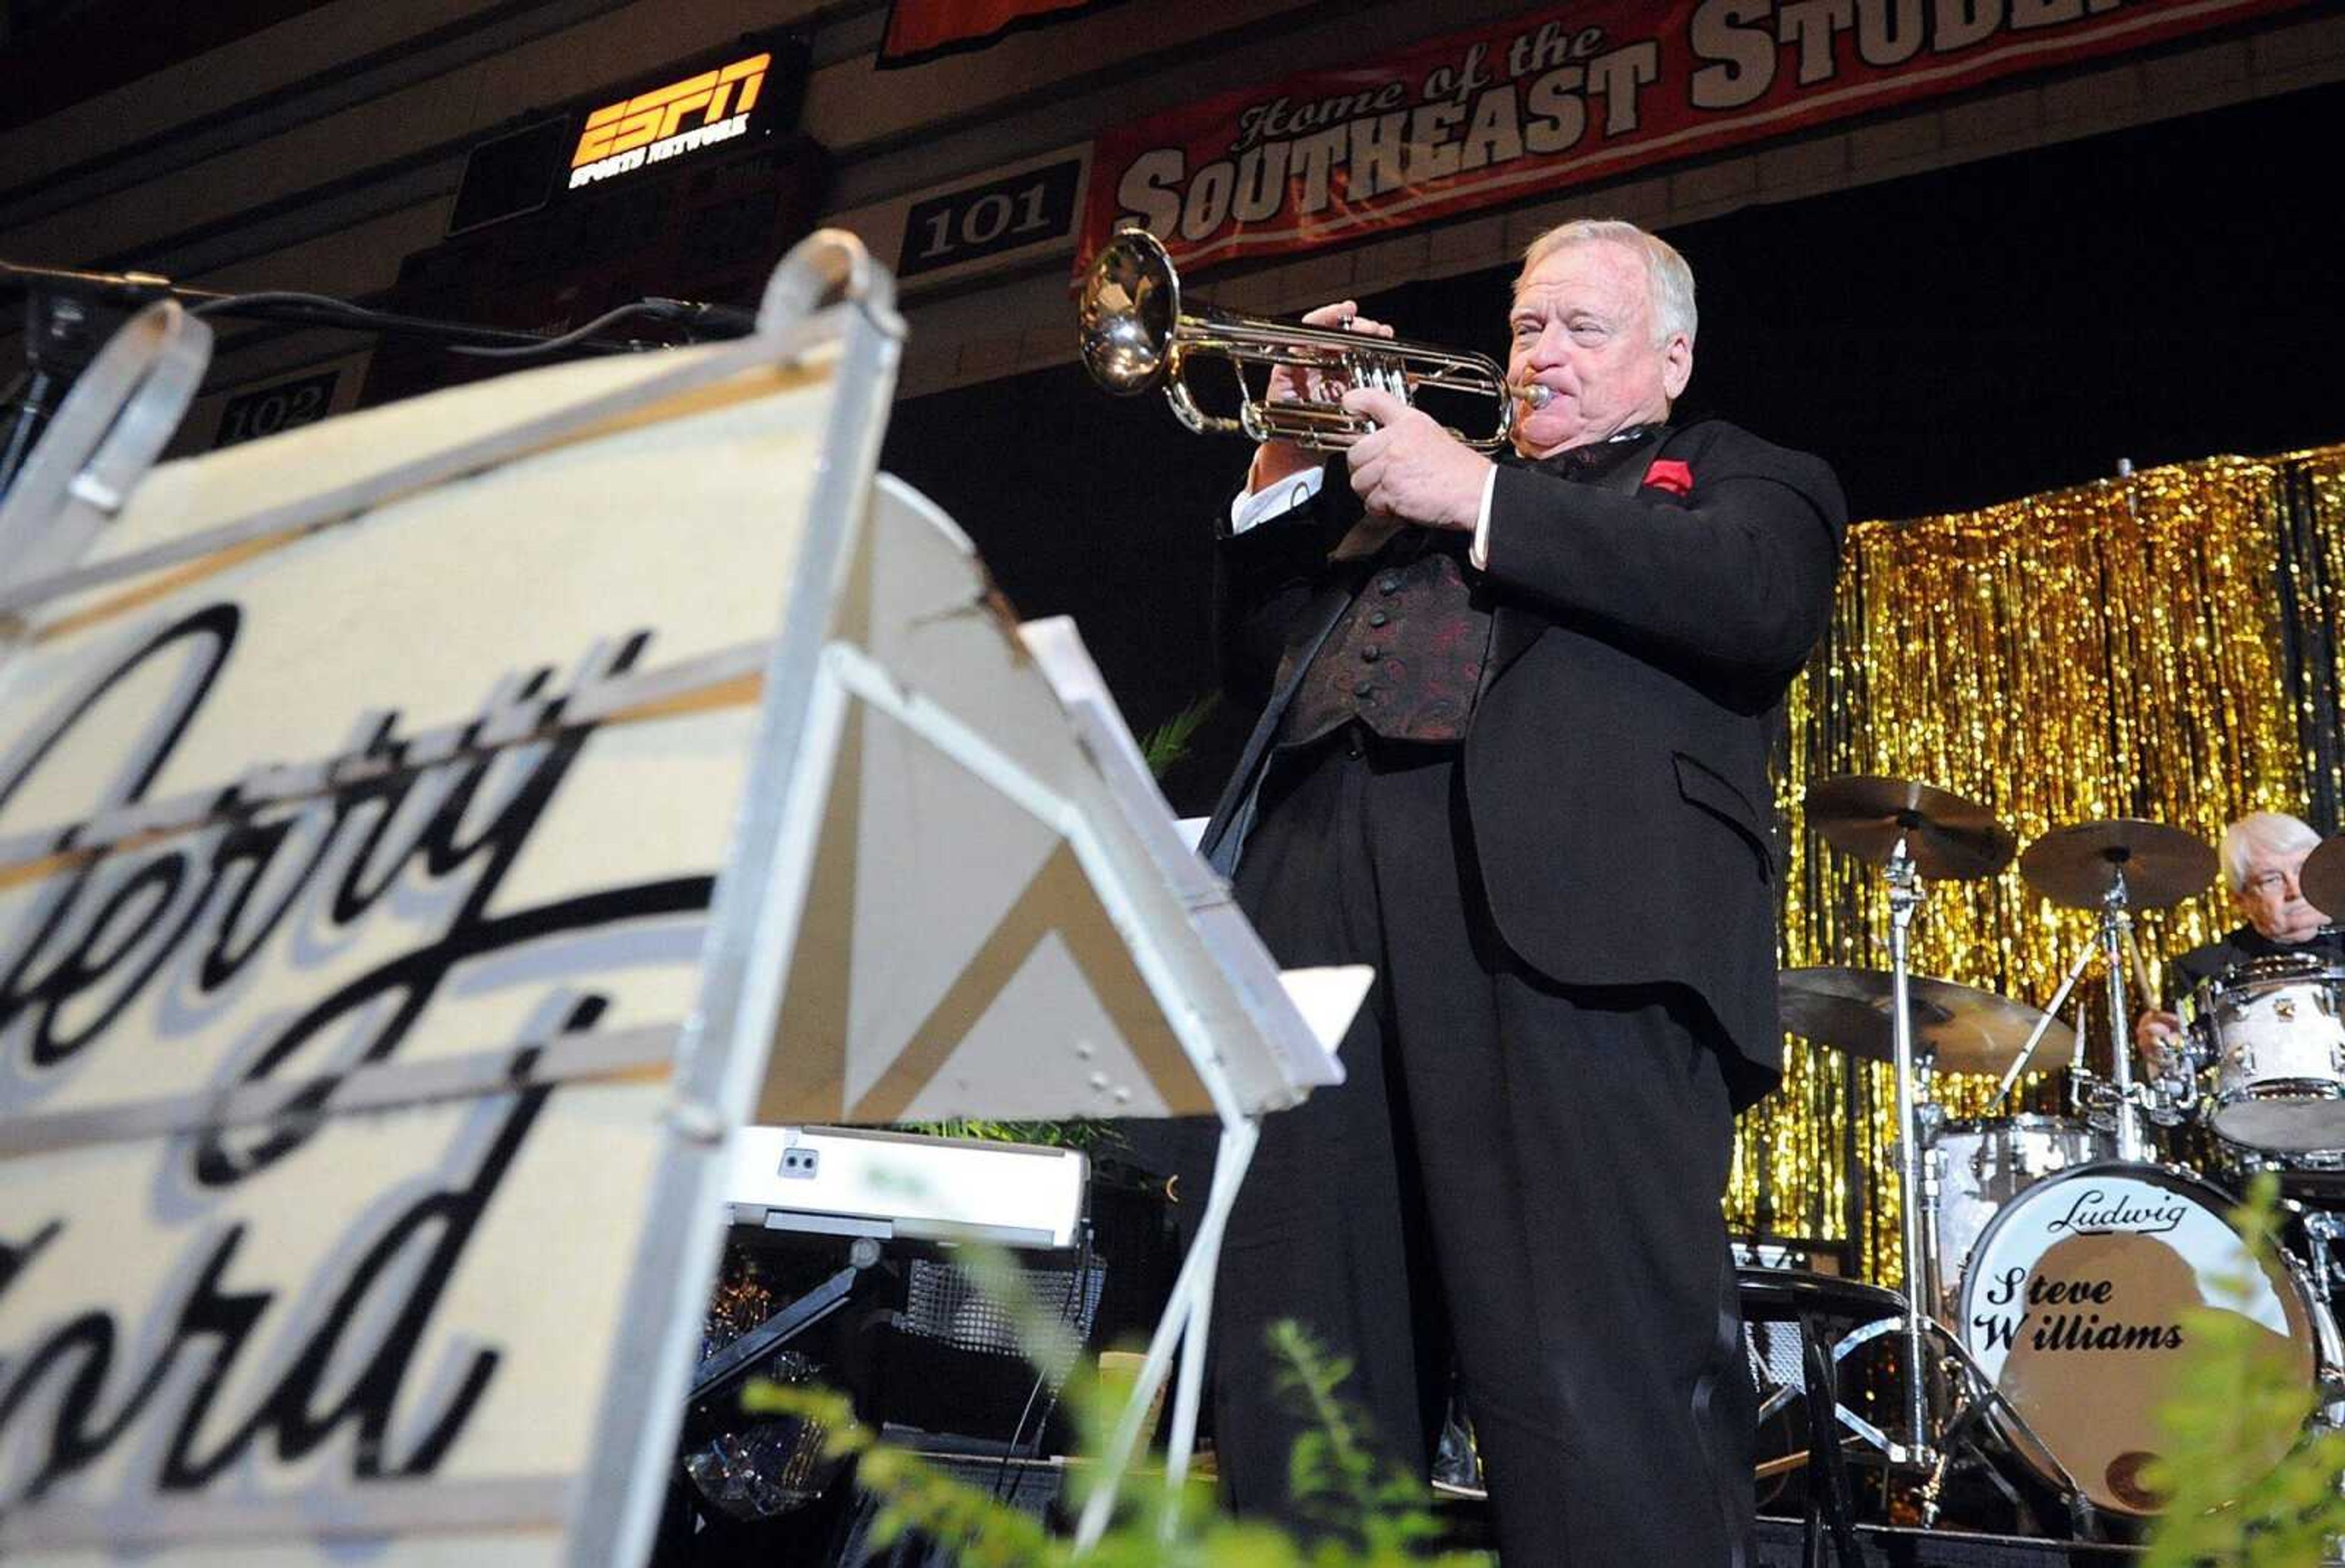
[1276,427,1660,750]
[1276,530,1491,748]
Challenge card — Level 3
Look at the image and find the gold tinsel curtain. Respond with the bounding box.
[1733,442,2345,1283]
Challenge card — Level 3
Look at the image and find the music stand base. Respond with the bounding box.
[1070,1114,1260,1552]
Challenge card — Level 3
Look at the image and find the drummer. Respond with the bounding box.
[2135,810,2340,1058]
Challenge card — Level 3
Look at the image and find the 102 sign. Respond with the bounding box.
[215,370,341,449]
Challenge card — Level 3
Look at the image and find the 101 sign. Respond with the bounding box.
[900,158,1082,278]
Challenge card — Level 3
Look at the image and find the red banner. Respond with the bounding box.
[1080,0,2302,279]
[881,0,1122,68]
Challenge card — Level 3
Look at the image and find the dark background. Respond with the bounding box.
[880,81,2345,813]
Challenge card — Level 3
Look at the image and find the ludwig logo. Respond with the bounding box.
[569,53,769,189]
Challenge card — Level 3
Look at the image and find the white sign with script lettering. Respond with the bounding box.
[0,230,1354,1564]
[0,242,904,1563]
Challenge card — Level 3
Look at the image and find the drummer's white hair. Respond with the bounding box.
[1516,219,1697,348]
[2221,811,2321,892]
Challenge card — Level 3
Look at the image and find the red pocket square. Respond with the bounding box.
[1642,459,1693,496]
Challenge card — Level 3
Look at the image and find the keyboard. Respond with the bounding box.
[723,1125,1088,1250]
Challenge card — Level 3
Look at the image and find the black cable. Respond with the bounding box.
[446,300,669,358]
[1020,1221,1101,1478]
[187,289,384,322]
[986,1220,1097,1504]
[984,1253,1058,1503]
[14,273,664,360]
[1014,1378,1073,1501]
[988,1365,1051,1506]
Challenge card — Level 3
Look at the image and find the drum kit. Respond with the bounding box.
[1785,776,2345,1530]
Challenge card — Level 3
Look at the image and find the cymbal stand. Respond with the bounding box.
[1881,835,1940,1468]
[1869,840,2087,1499]
[1988,869,2158,1158]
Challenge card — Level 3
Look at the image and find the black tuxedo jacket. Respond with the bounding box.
[1201,419,1848,1103]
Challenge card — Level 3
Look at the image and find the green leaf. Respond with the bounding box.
[2142,1175,2345,1566]
[728,1263,1496,1562]
[1140,692,1221,779]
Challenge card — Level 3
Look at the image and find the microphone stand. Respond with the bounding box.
[0,260,755,506]
[1,286,106,501]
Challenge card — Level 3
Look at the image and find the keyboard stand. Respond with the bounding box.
[690,1243,878,1406]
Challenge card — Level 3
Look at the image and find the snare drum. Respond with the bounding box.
[2188,954,2345,1153]
[1957,1161,2340,1516]
[1930,1116,2110,1314]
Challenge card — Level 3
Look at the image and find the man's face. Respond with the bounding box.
[1507,240,1692,459]
[2234,842,2330,943]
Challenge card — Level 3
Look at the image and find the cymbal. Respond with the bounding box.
[2017,819,2217,911]
[2302,837,2345,923]
[1779,966,2076,1076]
[1803,775,2015,880]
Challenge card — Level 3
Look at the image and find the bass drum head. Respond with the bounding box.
[1955,1161,2321,1517]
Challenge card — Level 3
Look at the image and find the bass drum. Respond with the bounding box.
[1955,1161,2338,1517]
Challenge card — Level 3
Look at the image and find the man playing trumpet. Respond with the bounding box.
[1191,219,1846,1563]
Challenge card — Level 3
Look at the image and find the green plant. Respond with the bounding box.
[2141,1172,2345,1567]
[1140,693,1220,781]
[744,1243,1489,1565]
[893,1117,1130,1156]
[1267,1322,1456,1560]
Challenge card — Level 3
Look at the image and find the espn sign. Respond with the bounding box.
[570,52,771,189]
[445,35,805,234]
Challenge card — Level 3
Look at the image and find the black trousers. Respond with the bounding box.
[1210,728,1756,1564]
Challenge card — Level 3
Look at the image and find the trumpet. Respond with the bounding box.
[1078,227,1541,453]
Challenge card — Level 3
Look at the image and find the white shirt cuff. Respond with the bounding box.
[1468,466,1499,570]
[1229,467,1325,535]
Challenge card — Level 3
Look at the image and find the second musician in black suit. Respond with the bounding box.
[1193,219,1847,1564]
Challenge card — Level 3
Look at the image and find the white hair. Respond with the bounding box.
[2221,810,2321,893]
[1515,219,1698,347]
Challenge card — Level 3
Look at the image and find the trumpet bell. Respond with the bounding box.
[1079,228,1180,396]
[1077,225,1519,452]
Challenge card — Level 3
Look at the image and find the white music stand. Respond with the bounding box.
[664,456,1364,1551]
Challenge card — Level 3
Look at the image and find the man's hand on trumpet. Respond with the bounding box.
[1246,299,1392,493]
[1341,386,1492,532]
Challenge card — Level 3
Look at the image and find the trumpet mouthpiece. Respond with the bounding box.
[1514,383,1553,410]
